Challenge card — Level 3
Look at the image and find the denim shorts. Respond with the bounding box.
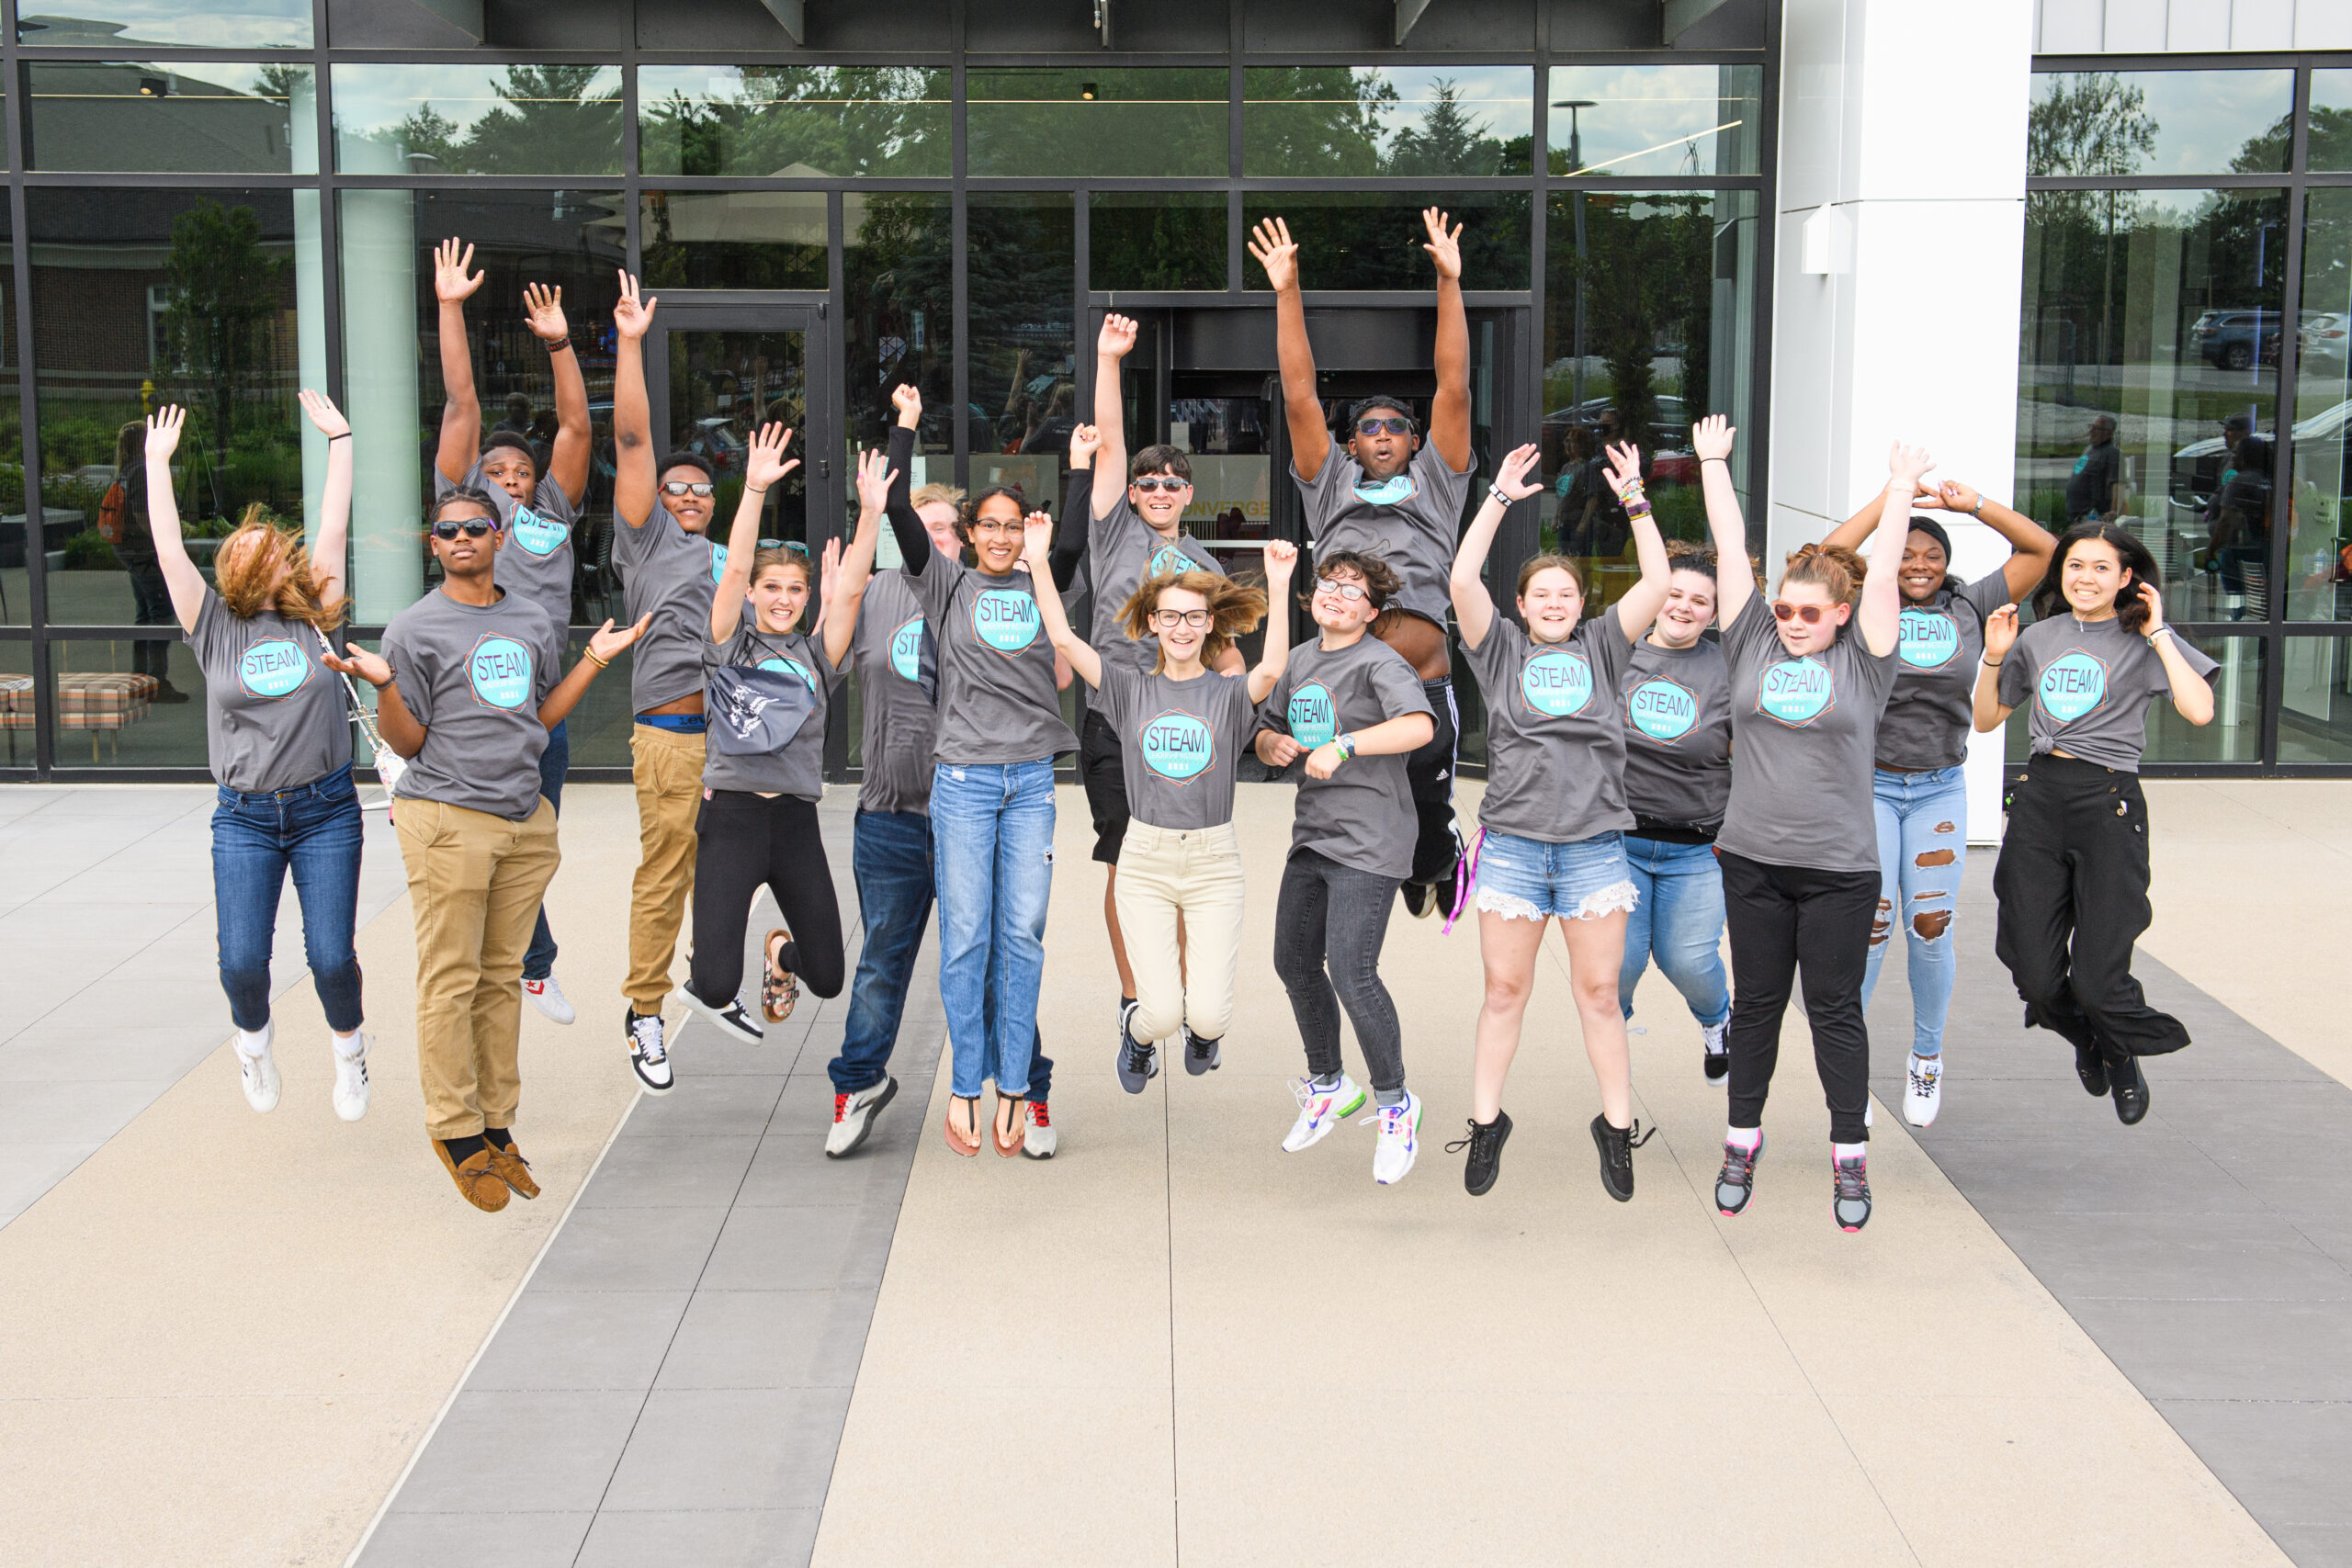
[1474,829,1640,921]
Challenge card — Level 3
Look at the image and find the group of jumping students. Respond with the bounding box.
[173,211,2219,1230]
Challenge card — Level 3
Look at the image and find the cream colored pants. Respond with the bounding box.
[1114,820,1247,1045]
[628,725,706,1011]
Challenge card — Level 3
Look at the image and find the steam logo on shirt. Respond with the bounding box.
[1139,710,1216,782]
[2037,649,2109,724]
[1288,682,1338,748]
[890,618,925,682]
[1148,544,1193,579]
[468,636,534,710]
[1352,473,1417,507]
[237,638,311,700]
[509,504,567,558]
[1755,656,1835,728]
[708,543,729,584]
[757,656,817,691]
[973,588,1041,655]
[1627,676,1698,742]
[1520,649,1594,718]
[1898,606,1962,671]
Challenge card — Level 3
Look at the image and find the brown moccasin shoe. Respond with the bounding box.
[483,1136,539,1200]
[435,1139,511,1213]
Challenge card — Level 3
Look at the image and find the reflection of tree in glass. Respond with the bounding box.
[1091,202,1224,290]
[1247,67,1398,176]
[844,195,954,452]
[160,198,288,510]
[391,66,621,175]
[2029,73,2157,177]
[1552,192,1713,484]
[967,69,1224,177]
[640,68,948,178]
[1385,80,1510,176]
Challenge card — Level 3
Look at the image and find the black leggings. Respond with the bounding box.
[1272,849,1406,1095]
[689,791,846,1009]
[1993,754,2188,1060]
[1719,849,1878,1144]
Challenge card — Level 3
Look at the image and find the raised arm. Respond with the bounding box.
[1248,539,1299,705]
[2142,584,2215,726]
[432,239,485,487]
[1860,443,1933,658]
[525,281,591,507]
[540,615,650,728]
[883,384,933,576]
[142,406,208,633]
[1915,479,2058,602]
[1607,441,1671,640]
[1974,604,2018,732]
[1451,442,1541,650]
[1250,217,1329,482]
[1057,423,1097,591]
[1423,209,1472,475]
[827,446,894,669]
[1692,415,1753,629]
[1819,483,1891,557]
[1023,512,1102,689]
[298,389,353,611]
[1092,314,1136,518]
[710,423,797,644]
[612,270,659,528]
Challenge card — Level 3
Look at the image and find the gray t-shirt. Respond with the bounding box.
[1875,569,2011,772]
[849,569,939,817]
[614,502,719,714]
[1089,493,1226,671]
[438,462,577,634]
[911,555,1079,766]
[701,623,840,800]
[1293,440,1472,626]
[382,588,563,821]
[1716,596,1902,874]
[1256,634,1434,878]
[1464,615,1634,844]
[1998,612,2219,773]
[1092,660,1255,831]
[1620,636,1732,832]
[186,589,348,794]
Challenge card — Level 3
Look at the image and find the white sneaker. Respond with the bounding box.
[676,985,763,1046]
[1904,1053,1943,1127]
[1369,1090,1424,1185]
[825,1078,898,1157]
[1282,1074,1366,1153]
[627,1009,674,1094]
[524,975,576,1025]
[235,1025,280,1113]
[1023,1099,1057,1160]
[332,1033,370,1122]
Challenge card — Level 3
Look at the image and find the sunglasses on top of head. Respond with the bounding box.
[1355,416,1414,436]
[431,517,500,541]
[1771,600,1832,625]
[1130,476,1191,493]
[662,479,716,498]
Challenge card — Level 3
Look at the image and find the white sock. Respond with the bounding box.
[235,1025,271,1059]
[333,1030,365,1060]
[1833,1141,1867,1163]
[1725,1124,1760,1151]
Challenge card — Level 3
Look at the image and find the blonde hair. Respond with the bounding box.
[1122,570,1269,671]
[215,505,347,631]
[910,481,964,513]
[1779,542,1866,607]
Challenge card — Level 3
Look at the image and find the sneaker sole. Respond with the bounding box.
[1703,1059,1730,1087]
[826,1078,899,1159]
[1022,1133,1057,1160]
[1592,1117,1634,1203]
[525,989,577,1025]
[675,988,764,1047]
[1283,1088,1367,1152]
[630,1061,676,1096]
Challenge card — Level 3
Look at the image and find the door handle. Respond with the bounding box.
[819,458,831,478]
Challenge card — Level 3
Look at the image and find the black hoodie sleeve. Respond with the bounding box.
[885,422,933,576]
[1051,462,1091,592]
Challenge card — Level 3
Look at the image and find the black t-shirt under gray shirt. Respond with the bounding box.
[1093,660,1256,831]
[1875,569,2013,772]
[614,502,719,714]
[1997,613,2218,773]
[1464,615,1634,844]
[1716,596,1902,875]
[1620,637,1733,834]
[1292,440,1472,627]
[849,569,939,816]
[1089,492,1225,671]
[186,589,349,795]
[381,588,564,821]
[436,461,577,635]
[1256,635,1434,880]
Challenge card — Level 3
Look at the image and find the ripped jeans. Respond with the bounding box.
[1860,764,1967,1058]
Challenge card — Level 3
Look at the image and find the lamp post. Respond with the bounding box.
[1553,99,1597,417]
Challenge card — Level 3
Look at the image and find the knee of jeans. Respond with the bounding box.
[1905,892,1954,945]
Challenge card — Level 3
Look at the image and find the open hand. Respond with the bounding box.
[1248,217,1300,293]
[1888,440,1935,487]
[1421,208,1464,281]
[1984,604,2019,660]
[743,423,798,492]
[1070,423,1102,464]
[145,403,187,461]
[1692,414,1736,463]
[322,646,392,687]
[854,446,895,514]
[587,615,652,662]
[820,536,842,604]
[1601,441,1643,500]
[612,270,655,340]
[1099,312,1138,359]
[891,382,922,428]
[523,281,568,343]
[1495,442,1544,502]
[433,239,483,305]
[297,389,348,440]
[1022,511,1056,569]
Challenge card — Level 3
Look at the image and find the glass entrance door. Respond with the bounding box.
[645,302,835,552]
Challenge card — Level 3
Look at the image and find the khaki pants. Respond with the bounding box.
[628,725,706,1010]
[1114,820,1247,1046]
[395,796,561,1141]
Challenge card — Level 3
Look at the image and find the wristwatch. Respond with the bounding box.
[1333,731,1358,761]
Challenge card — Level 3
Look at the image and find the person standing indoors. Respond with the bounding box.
[1030,512,1295,1089]
[1448,440,1668,1200]
[1081,312,1243,1066]
[325,491,644,1212]
[1252,209,1476,919]
[610,270,724,1094]
[2064,413,2125,525]
[1256,554,1437,1185]
[430,239,594,1027]
[673,423,855,1053]
[1975,524,2215,1126]
[1818,476,2054,1126]
[1616,541,1736,1086]
[148,397,368,1117]
[1710,425,1927,1234]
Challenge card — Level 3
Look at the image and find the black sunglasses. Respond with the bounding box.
[662,479,717,497]
[1356,416,1413,436]
[431,518,499,540]
[1131,476,1191,493]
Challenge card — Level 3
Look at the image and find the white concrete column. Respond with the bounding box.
[1770,0,2037,842]
[336,133,422,622]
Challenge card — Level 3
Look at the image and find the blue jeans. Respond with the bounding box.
[930,760,1057,1100]
[1617,835,1731,1028]
[211,764,366,1033]
[1861,765,1967,1057]
[522,717,565,981]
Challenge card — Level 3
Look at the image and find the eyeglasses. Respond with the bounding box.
[1131,476,1191,493]
[1355,417,1413,436]
[1316,578,1370,602]
[1770,600,1830,625]
[1151,608,1212,629]
[662,480,716,498]
[431,518,498,540]
[969,518,1024,536]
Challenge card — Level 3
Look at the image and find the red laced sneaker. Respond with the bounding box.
[1022,1099,1057,1160]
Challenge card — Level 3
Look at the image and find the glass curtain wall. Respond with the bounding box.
[0,3,1772,779]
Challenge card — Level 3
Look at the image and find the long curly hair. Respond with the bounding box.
[2031,521,2161,635]
[214,504,348,631]
[1123,570,1269,671]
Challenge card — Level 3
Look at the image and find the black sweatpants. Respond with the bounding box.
[1406,675,1463,886]
[688,790,847,1010]
[1719,849,1879,1144]
[1993,754,2190,1060]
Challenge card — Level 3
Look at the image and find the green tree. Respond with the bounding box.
[159,197,287,498]
[2027,72,2157,177]
[1385,79,1510,176]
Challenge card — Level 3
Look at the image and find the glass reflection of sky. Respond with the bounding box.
[1356,67,1533,152]
[1545,66,1762,176]
[332,63,623,148]
[17,3,311,49]
[2030,70,2292,175]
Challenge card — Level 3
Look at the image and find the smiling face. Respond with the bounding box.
[428,499,503,582]
[968,492,1025,574]
[2061,536,2130,616]
[481,446,538,507]
[1653,568,1717,648]
[1149,582,1211,668]
[749,559,811,635]
[1129,466,1193,535]
[662,463,715,534]
[1310,564,1381,635]
[1346,403,1417,483]
[1772,581,1848,657]
[916,499,962,559]
[1899,529,1950,604]
[1517,565,1582,645]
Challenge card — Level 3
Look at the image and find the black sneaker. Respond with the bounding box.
[1832,1153,1872,1231]
[1591,1114,1655,1202]
[1702,1020,1730,1086]
[1183,1029,1221,1075]
[1715,1133,1764,1216]
[2074,1042,2109,1097]
[2104,1045,2149,1125]
[1399,881,1438,919]
[676,984,763,1046]
[1447,1111,1512,1197]
[1117,1009,1158,1095]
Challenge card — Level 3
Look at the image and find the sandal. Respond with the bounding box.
[992,1090,1026,1158]
[943,1095,981,1157]
[761,928,798,1023]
